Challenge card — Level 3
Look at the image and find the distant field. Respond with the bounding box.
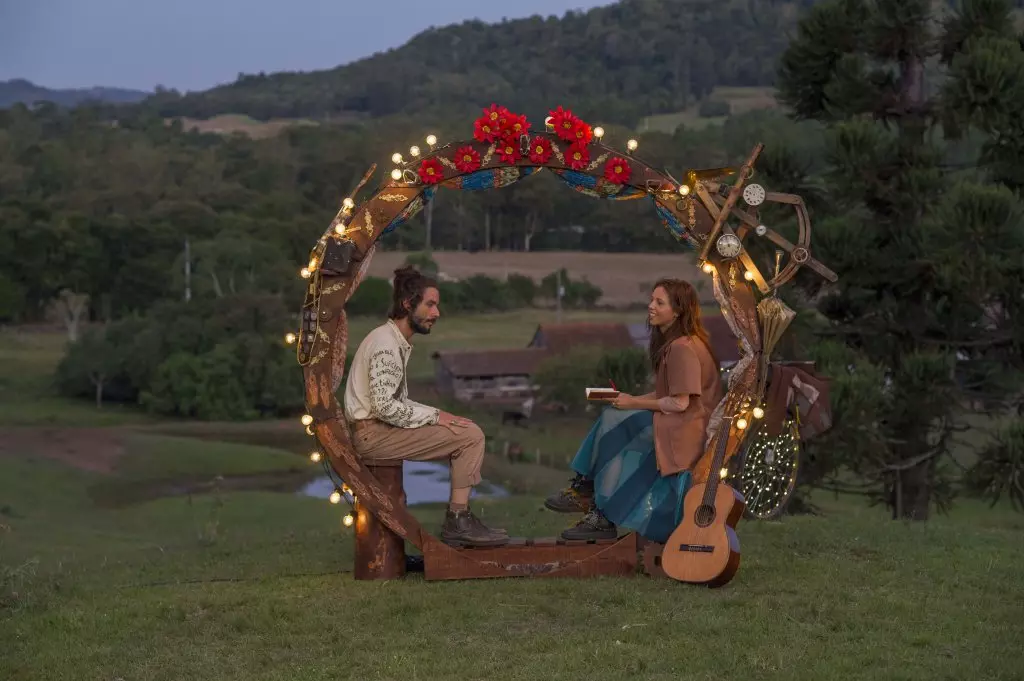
[640,86,780,133]
[174,114,321,139]
[366,250,711,308]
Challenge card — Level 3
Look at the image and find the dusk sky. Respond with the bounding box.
[1,0,614,92]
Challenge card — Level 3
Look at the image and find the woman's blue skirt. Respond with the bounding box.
[570,408,691,543]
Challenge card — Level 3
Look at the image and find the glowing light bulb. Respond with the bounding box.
[702,262,715,274]
[285,333,296,344]
[330,491,342,504]
[409,146,420,157]
[626,139,638,151]
[310,451,322,463]
[342,197,355,210]
[301,414,313,426]
[335,223,346,235]
[593,126,605,139]
[426,134,437,146]
[753,407,765,419]
[300,268,311,279]
[343,513,355,527]
[391,168,402,180]
[736,418,748,430]
[720,467,729,479]
[744,270,754,281]
[391,152,403,164]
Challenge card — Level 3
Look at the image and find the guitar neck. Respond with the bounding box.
[702,416,734,503]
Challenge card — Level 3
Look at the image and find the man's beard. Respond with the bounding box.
[410,313,433,335]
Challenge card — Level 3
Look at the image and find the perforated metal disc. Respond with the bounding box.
[743,183,766,206]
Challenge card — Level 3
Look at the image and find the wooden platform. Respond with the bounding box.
[422,533,639,581]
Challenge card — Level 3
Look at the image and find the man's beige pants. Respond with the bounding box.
[350,419,485,488]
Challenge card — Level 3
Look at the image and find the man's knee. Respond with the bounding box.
[462,423,485,446]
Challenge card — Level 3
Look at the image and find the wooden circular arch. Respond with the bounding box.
[293,113,837,566]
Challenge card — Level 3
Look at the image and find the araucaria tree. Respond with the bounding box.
[777,0,1024,519]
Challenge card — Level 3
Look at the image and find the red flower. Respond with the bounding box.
[567,142,590,170]
[549,106,579,142]
[482,103,508,125]
[603,156,632,184]
[528,136,553,163]
[454,146,481,173]
[418,157,445,184]
[497,134,522,164]
[571,119,593,145]
[504,113,530,137]
[473,117,500,143]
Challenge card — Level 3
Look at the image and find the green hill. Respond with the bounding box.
[141,0,815,126]
[0,79,149,109]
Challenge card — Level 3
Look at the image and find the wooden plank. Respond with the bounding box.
[423,533,639,581]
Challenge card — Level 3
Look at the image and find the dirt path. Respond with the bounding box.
[0,426,128,474]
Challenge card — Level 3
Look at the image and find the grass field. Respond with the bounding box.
[3,312,1023,680]
[3,449,1023,681]
[365,251,710,309]
[639,86,780,133]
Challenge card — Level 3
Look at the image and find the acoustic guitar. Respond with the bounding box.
[660,415,745,587]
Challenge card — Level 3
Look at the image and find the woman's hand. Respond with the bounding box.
[610,393,635,410]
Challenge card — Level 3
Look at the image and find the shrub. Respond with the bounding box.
[347,276,392,316]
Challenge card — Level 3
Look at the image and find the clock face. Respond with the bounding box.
[716,233,743,258]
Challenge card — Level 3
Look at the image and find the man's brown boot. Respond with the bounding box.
[441,508,510,547]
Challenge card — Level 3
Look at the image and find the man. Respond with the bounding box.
[344,265,508,547]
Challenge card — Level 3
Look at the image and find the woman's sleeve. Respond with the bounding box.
[666,342,703,397]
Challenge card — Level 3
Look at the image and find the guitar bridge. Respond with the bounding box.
[678,544,715,553]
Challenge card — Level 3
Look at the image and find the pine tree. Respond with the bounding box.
[777,0,1024,519]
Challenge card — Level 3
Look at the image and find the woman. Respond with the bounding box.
[544,278,724,542]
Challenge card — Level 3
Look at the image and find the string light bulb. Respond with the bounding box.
[753,407,765,419]
[426,134,437,146]
[300,267,311,279]
[335,223,346,235]
[736,418,748,430]
[284,333,296,344]
[626,139,638,152]
[391,152,403,164]
[301,414,313,426]
[310,451,322,463]
[593,126,605,139]
[409,145,421,157]
[744,270,754,281]
[702,262,714,274]
[720,467,729,479]
[679,184,691,196]
[391,168,402,180]
[330,491,342,504]
[342,197,355,211]
[343,513,355,527]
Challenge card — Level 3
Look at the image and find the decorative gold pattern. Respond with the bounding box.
[322,281,349,295]
[481,143,497,166]
[437,156,459,170]
[359,210,374,238]
[586,152,610,171]
[551,141,566,165]
[377,193,408,203]
[309,348,329,366]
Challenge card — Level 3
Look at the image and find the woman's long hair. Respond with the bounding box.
[648,278,717,370]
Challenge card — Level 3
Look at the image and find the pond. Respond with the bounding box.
[299,460,509,505]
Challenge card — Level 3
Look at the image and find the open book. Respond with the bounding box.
[585,387,620,401]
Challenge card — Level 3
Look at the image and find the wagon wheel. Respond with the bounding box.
[735,419,803,520]
[698,177,838,294]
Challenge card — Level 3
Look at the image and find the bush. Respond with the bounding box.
[535,346,650,413]
[56,293,304,420]
[698,99,731,118]
[347,276,392,316]
[506,273,537,307]
[540,268,604,308]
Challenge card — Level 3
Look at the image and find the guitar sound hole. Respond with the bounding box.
[694,504,716,527]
